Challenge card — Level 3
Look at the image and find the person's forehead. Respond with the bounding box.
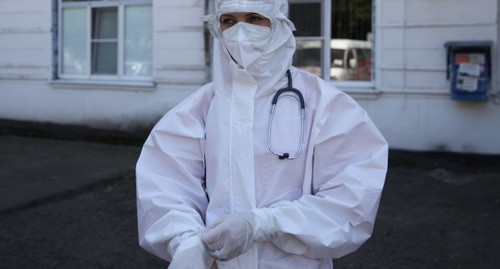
[214,0,281,18]
[220,12,265,17]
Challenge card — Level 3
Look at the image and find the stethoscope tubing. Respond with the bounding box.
[267,70,305,160]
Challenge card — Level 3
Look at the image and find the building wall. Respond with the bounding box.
[364,0,500,154]
[0,0,206,130]
[0,0,499,154]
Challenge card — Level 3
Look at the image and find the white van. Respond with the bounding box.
[294,39,372,81]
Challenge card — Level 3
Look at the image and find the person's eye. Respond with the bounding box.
[249,15,264,23]
[221,17,236,26]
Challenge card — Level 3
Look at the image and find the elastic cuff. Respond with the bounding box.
[167,232,200,260]
[251,208,277,241]
[176,236,204,253]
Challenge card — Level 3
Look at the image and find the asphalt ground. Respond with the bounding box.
[0,120,499,268]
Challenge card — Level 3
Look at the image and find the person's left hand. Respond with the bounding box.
[201,212,257,261]
[168,235,214,269]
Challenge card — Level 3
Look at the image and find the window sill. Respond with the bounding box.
[50,79,156,91]
[330,80,381,100]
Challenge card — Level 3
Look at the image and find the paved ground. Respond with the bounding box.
[0,121,499,268]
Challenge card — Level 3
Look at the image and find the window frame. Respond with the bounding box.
[56,0,153,84]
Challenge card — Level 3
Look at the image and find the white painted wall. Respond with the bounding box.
[0,0,207,130]
[0,0,499,154]
[365,0,500,154]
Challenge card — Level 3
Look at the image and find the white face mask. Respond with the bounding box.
[222,22,272,69]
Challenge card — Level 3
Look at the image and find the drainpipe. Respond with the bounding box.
[204,0,213,82]
[52,0,59,80]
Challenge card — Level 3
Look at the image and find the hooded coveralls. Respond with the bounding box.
[136,0,388,268]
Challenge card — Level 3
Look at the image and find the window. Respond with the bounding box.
[290,0,373,83]
[57,0,152,81]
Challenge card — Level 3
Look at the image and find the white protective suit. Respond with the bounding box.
[136,0,388,268]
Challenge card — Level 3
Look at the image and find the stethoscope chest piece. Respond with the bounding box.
[267,70,305,160]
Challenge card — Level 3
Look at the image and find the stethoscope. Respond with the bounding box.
[267,70,305,160]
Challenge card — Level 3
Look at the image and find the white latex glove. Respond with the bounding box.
[201,209,274,261]
[168,236,214,269]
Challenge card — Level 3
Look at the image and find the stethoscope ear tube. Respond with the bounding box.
[267,70,305,160]
[271,88,305,109]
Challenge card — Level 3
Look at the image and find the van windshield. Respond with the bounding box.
[293,47,321,76]
[293,40,372,81]
[293,48,320,67]
[331,49,345,67]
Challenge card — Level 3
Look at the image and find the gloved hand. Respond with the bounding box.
[168,235,214,269]
[201,209,275,261]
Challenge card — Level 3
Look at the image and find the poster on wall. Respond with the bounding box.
[455,53,485,92]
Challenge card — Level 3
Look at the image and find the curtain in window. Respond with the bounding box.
[91,7,118,75]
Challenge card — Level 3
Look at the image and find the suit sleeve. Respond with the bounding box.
[265,93,388,259]
[136,87,213,261]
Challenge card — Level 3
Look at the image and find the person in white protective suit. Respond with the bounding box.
[136,0,388,268]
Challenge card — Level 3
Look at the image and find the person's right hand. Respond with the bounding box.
[202,209,276,261]
[202,213,255,261]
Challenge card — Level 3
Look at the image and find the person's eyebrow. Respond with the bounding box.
[221,14,236,18]
[245,13,261,17]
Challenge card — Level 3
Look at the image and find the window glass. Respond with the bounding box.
[91,7,118,75]
[92,8,118,39]
[329,39,371,81]
[59,0,153,80]
[353,48,372,80]
[62,7,87,75]
[331,0,372,41]
[124,5,153,77]
[293,40,321,77]
[331,0,372,81]
[92,42,118,74]
[289,2,323,77]
[63,0,110,2]
[331,49,345,68]
[289,3,321,37]
[290,0,373,82]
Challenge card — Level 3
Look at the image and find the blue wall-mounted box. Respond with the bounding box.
[444,41,493,102]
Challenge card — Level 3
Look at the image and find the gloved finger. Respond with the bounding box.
[201,228,219,244]
[209,247,229,261]
[201,229,224,251]
[209,250,225,261]
[205,238,224,252]
[209,244,239,261]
